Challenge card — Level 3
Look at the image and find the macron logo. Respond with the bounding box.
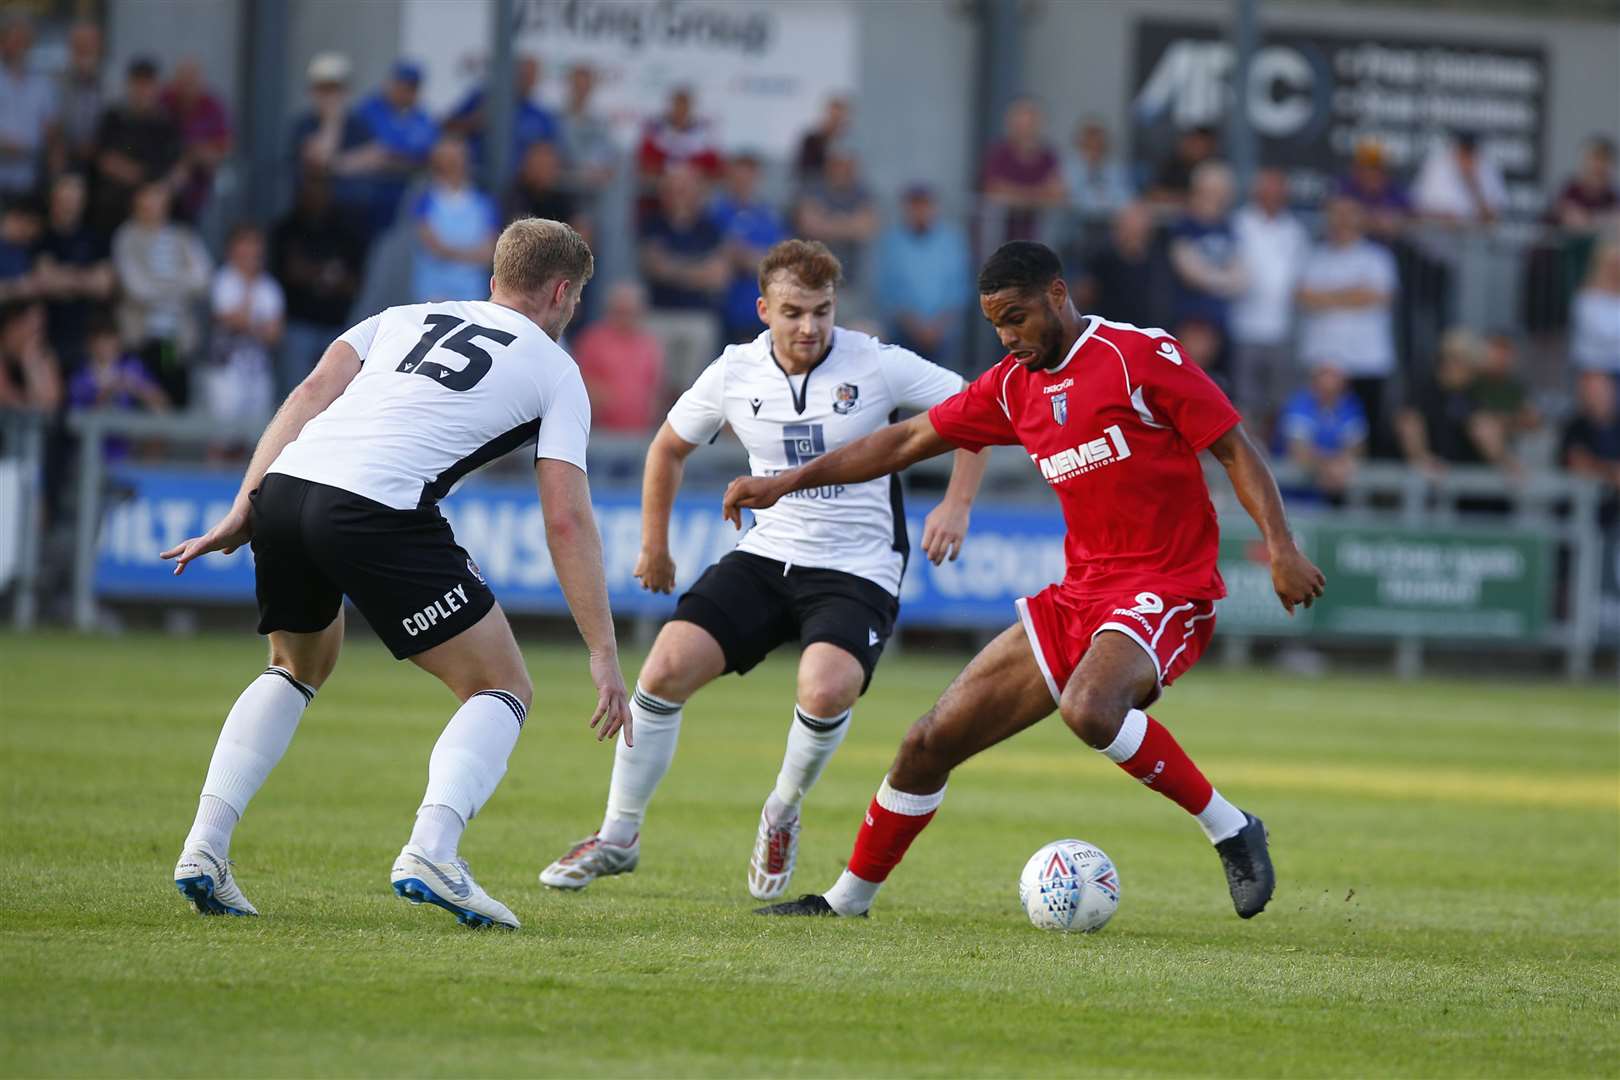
[1033,424,1132,484]
[1157,341,1183,365]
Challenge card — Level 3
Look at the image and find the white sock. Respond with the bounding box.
[1196,789,1248,844]
[600,684,682,846]
[185,666,314,857]
[417,689,526,831]
[766,704,852,823]
[824,868,882,916]
[410,804,466,863]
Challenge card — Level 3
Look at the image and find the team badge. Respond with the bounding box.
[833,383,860,415]
[466,558,485,585]
[1051,392,1068,425]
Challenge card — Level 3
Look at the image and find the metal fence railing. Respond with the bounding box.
[0,408,1602,682]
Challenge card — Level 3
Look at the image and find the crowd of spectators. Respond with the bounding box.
[0,9,1617,521]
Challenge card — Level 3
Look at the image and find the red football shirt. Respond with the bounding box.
[930,318,1240,600]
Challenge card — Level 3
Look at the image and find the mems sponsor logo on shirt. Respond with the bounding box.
[1033,425,1133,484]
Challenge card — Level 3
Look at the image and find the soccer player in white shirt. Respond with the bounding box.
[541,239,988,899]
[161,219,630,929]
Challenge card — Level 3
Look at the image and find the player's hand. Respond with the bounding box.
[160,505,252,576]
[634,547,677,594]
[586,649,632,747]
[1271,544,1326,615]
[921,500,971,565]
[722,475,785,529]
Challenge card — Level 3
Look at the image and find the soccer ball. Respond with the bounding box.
[1018,839,1120,932]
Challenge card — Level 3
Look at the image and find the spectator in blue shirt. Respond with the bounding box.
[1275,363,1367,500]
[710,153,786,343]
[444,55,558,178]
[352,61,439,234]
[411,135,499,303]
[877,183,970,369]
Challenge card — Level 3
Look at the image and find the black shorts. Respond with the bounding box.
[249,473,495,659]
[672,551,899,692]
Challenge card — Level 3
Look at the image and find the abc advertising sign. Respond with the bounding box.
[1131,20,1548,209]
[93,468,1556,641]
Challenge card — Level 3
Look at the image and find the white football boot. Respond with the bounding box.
[390,844,519,929]
[174,842,259,916]
[747,806,800,901]
[538,832,639,890]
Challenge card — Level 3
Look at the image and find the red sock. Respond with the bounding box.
[845,779,944,883]
[1112,713,1214,815]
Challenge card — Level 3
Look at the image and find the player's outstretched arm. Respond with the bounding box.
[635,422,701,594]
[161,340,361,574]
[723,412,954,527]
[921,448,990,564]
[536,457,632,745]
[1207,423,1326,615]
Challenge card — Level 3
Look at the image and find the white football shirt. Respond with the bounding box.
[667,328,965,595]
[268,300,591,510]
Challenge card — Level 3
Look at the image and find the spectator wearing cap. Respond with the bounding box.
[161,59,231,223]
[1297,196,1399,452]
[444,55,558,177]
[1397,328,1521,478]
[51,21,104,177]
[877,183,971,369]
[558,64,616,194]
[570,280,667,433]
[33,172,114,362]
[410,135,498,304]
[1413,131,1506,225]
[112,181,211,407]
[1571,240,1620,374]
[270,170,366,396]
[794,145,878,293]
[0,15,55,198]
[352,60,439,233]
[289,52,373,221]
[711,153,786,343]
[795,97,850,185]
[1060,117,1135,219]
[90,57,181,238]
[981,98,1065,243]
[1337,139,1410,240]
[1230,167,1309,426]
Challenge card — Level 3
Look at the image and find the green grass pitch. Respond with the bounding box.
[1,629,1616,1077]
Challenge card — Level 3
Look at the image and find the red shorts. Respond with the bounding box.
[1015,584,1218,704]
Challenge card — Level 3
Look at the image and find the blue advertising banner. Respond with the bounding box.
[94,467,1070,628]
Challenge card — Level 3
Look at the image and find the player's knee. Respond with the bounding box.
[896,710,952,775]
[636,652,687,703]
[502,670,534,711]
[267,648,335,690]
[1059,685,1127,749]
[796,679,857,720]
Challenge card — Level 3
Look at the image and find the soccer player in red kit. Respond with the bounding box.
[723,241,1325,920]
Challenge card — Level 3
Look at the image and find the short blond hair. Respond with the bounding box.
[493,217,594,296]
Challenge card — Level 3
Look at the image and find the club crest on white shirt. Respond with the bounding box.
[1051,391,1068,425]
[833,382,861,415]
